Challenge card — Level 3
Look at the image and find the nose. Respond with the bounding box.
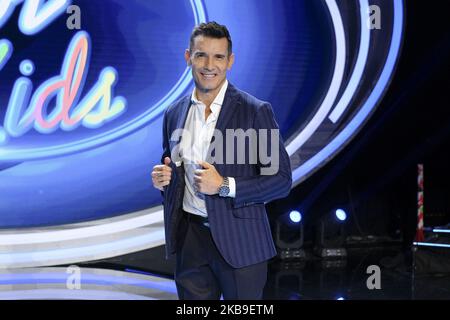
[204,56,214,71]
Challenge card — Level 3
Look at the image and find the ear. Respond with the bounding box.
[227,52,235,70]
[184,49,192,66]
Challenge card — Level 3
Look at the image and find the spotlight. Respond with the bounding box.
[275,210,306,260]
[335,209,347,221]
[314,208,348,258]
[289,210,302,223]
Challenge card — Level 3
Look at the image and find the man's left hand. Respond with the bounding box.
[193,161,223,195]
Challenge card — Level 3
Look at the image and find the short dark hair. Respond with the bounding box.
[189,21,232,55]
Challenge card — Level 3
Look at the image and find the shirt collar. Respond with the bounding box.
[191,79,228,117]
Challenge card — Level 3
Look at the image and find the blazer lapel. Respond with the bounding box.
[214,83,240,134]
[205,82,241,163]
[165,96,191,167]
[175,96,192,140]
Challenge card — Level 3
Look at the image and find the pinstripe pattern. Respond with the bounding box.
[161,83,292,268]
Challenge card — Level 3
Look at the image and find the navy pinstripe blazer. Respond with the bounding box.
[161,82,292,268]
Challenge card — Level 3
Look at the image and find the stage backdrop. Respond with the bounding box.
[0,0,403,267]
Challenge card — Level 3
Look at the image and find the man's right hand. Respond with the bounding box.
[152,157,172,191]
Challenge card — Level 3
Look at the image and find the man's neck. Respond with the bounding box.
[195,80,226,108]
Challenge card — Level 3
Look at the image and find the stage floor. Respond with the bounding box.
[264,247,450,300]
[0,246,449,300]
[0,267,177,300]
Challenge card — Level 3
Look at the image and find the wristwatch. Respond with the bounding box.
[218,177,230,197]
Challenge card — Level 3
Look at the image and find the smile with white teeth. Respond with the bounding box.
[201,73,216,79]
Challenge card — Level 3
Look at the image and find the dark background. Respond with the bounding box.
[268,0,450,249]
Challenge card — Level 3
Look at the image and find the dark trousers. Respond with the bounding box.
[175,212,268,300]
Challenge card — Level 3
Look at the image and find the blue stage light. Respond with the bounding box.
[289,210,302,223]
[335,209,347,222]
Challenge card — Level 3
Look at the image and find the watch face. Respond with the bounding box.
[220,186,230,196]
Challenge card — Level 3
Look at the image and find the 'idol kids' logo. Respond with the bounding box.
[0,0,206,161]
[0,31,126,143]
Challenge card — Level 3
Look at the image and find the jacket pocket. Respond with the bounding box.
[232,203,266,219]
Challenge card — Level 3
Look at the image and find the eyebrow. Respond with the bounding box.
[194,51,227,58]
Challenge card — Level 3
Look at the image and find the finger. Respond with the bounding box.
[158,164,173,171]
[198,160,212,169]
[152,171,160,179]
[153,179,166,187]
[161,173,172,179]
[164,157,171,166]
[160,180,170,187]
[193,176,201,184]
[155,181,170,188]
[157,176,171,183]
[194,169,204,176]
[163,166,172,173]
[153,167,171,176]
[153,165,166,171]
[160,176,171,183]
[152,171,169,178]
[159,170,172,177]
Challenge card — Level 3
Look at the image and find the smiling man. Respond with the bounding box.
[151,21,292,300]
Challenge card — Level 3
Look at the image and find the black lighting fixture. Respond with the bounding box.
[275,210,306,260]
[314,208,348,258]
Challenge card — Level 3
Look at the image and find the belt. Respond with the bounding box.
[184,210,210,228]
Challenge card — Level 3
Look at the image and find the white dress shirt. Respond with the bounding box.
[180,80,236,218]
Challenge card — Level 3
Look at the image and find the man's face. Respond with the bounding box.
[185,35,235,93]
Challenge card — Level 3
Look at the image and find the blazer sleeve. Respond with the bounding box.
[161,108,171,164]
[232,102,292,208]
[160,108,172,198]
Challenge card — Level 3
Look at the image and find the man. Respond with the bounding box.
[151,21,292,300]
